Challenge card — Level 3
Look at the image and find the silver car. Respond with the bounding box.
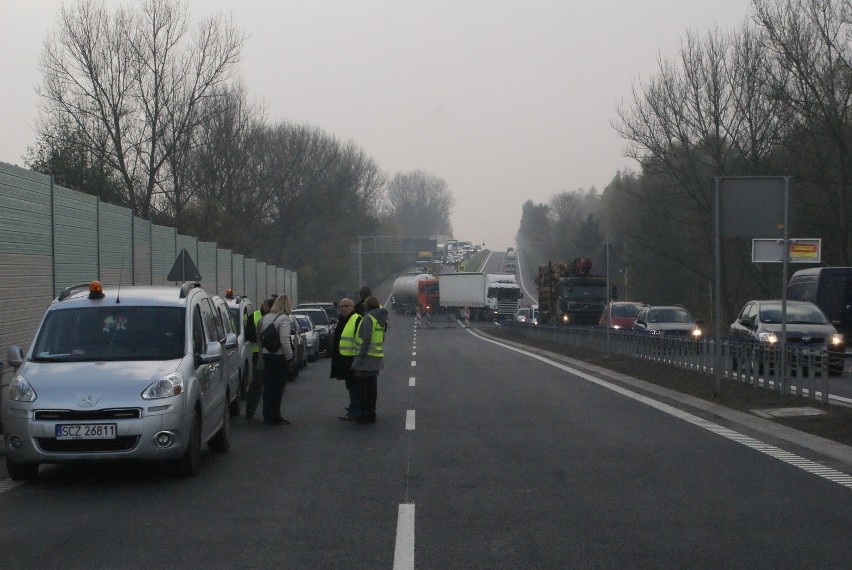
[294,314,320,362]
[211,295,244,416]
[224,292,255,400]
[2,281,232,480]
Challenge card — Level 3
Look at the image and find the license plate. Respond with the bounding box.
[55,423,117,440]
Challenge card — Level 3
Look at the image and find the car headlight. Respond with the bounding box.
[757,332,778,344]
[691,328,702,338]
[142,372,184,400]
[8,375,37,402]
[829,333,844,347]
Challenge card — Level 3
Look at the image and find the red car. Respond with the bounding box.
[599,301,646,329]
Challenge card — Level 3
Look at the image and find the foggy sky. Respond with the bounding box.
[0,0,753,250]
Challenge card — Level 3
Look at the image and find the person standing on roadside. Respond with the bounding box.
[330,297,361,421]
[245,299,271,420]
[260,294,293,425]
[351,295,388,424]
[354,286,371,316]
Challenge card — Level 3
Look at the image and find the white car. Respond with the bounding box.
[3,281,232,480]
[294,314,320,362]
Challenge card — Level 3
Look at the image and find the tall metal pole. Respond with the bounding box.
[357,237,363,289]
[714,177,722,395]
[606,242,611,357]
[779,177,790,394]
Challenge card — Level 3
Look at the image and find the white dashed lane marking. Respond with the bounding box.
[393,503,415,570]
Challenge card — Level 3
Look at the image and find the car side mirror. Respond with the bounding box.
[7,346,24,368]
[695,319,704,326]
[200,341,223,364]
[224,332,238,349]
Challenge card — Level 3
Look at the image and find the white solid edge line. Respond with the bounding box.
[393,503,415,570]
[406,409,416,430]
[0,480,24,494]
[464,327,852,489]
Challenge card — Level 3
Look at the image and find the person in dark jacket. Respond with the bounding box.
[351,296,388,424]
[353,286,371,316]
[329,297,361,421]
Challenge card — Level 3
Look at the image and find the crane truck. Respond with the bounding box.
[536,257,611,325]
[392,273,440,314]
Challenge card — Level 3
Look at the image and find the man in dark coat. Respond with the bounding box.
[353,286,371,316]
[329,297,360,420]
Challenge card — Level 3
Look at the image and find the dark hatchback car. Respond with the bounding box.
[729,299,845,375]
[632,305,703,338]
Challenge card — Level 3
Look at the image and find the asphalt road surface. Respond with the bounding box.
[2,312,852,568]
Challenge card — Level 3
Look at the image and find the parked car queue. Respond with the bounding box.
[1,281,338,482]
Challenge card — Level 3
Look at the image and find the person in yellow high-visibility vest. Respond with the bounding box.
[330,298,361,420]
[245,299,269,420]
[350,296,388,424]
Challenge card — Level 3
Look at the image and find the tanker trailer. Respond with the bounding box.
[391,273,438,314]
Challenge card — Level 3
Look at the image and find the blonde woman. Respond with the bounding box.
[259,294,293,425]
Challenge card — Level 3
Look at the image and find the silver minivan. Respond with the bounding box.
[2,281,232,480]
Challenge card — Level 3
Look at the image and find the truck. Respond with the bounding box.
[415,251,433,269]
[392,273,439,314]
[486,273,523,321]
[438,272,522,321]
[536,257,610,325]
[439,272,489,319]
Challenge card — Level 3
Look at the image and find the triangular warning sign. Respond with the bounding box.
[167,248,202,282]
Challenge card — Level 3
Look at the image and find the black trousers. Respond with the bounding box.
[262,354,289,422]
[353,375,377,421]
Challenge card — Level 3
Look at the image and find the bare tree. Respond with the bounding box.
[385,170,454,238]
[753,0,852,262]
[179,83,270,250]
[37,0,244,219]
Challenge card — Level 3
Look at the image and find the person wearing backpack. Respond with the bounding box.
[259,294,293,425]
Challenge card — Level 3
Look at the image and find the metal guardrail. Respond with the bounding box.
[504,322,833,404]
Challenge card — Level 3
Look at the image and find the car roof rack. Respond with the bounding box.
[57,283,94,302]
